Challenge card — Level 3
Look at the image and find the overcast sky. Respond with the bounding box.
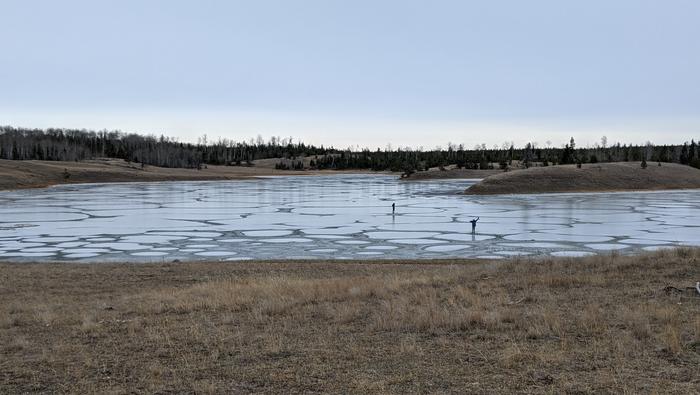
[1,0,699,149]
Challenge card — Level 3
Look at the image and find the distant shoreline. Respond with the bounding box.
[5,159,700,196]
[466,162,700,195]
[0,159,390,191]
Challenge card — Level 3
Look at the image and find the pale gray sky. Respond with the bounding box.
[1,0,699,148]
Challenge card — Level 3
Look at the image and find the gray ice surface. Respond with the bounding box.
[1,175,699,262]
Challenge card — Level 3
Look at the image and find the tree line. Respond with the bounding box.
[0,126,331,169]
[1,126,698,172]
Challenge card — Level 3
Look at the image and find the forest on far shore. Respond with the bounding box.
[2,125,700,173]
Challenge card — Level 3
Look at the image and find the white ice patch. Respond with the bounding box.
[499,242,569,249]
[364,231,440,239]
[62,248,111,254]
[20,247,61,253]
[364,245,399,250]
[434,234,494,242]
[0,212,88,222]
[301,227,364,235]
[424,245,472,252]
[388,239,446,245]
[504,233,613,243]
[0,241,46,250]
[119,235,187,244]
[130,251,169,257]
[89,243,149,251]
[23,237,78,243]
[1,252,56,257]
[150,231,223,238]
[305,235,351,239]
[584,243,630,250]
[618,238,671,245]
[55,241,87,248]
[496,251,532,256]
[195,251,237,257]
[551,251,596,257]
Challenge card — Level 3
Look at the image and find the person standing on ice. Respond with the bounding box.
[470,217,479,234]
[392,202,396,215]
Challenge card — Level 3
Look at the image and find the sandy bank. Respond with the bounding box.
[0,159,383,191]
[466,162,700,195]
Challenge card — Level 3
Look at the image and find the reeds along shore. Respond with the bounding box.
[1,249,699,393]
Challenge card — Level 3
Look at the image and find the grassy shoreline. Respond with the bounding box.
[466,162,700,195]
[2,250,699,393]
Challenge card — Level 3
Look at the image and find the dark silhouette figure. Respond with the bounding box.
[470,217,479,234]
[392,202,396,214]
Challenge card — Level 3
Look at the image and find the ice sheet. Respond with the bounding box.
[0,175,698,262]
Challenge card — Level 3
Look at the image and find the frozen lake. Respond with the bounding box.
[1,175,699,262]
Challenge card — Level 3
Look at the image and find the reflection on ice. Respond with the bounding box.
[1,175,699,262]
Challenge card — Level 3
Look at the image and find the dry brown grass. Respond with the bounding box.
[466,162,700,194]
[1,250,699,393]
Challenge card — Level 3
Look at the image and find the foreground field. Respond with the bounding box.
[466,162,700,195]
[1,251,699,393]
